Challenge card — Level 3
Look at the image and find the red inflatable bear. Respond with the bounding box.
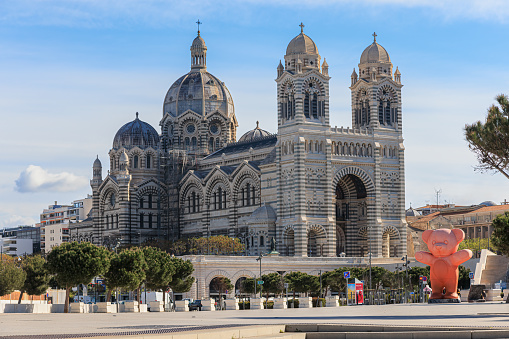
[415,229,472,300]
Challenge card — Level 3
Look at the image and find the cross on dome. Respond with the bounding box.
[299,22,305,33]
[196,19,202,35]
[372,32,377,42]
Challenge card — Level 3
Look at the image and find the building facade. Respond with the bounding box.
[87,26,407,258]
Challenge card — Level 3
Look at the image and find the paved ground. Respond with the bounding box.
[0,302,508,338]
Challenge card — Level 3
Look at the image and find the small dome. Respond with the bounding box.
[248,203,277,224]
[93,156,102,168]
[119,150,128,162]
[113,113,160,150]
[191,35,206,48]
[238,121,271,143]
[164,71,234,118]
[480,201,496,207]
[406,208,421,217]
[360,41,390,64]
[286,32,318,55]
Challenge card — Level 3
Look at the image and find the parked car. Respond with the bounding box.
[188,299,202,311]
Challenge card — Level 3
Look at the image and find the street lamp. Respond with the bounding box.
[256,254,263,299]
[401,255,409,303]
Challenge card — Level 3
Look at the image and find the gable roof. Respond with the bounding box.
[204,134,277,160]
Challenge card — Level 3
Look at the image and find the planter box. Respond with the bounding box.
[4,304,50,313]
[250,298,264,310]
[149,301,164,312]
[70,302,85,313]
[225,298,239,310]
[486,289,503,301]
[123,301,139,312]
[139,304,147,312]
[50,304,65,313]
[201,299,215,311]
[298,297,312,308]
[175,300,189,312]
[96,302,116,313]
[273,298,287,309]
[326,296,339,307]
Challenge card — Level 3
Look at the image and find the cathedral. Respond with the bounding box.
[80,25,406,258]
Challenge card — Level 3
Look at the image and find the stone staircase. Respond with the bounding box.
[480,255,509,286]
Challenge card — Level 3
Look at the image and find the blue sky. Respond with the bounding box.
[1,0,509,228]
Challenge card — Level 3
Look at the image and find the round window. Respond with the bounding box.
[186,124,196,134]
[210,124,219,135]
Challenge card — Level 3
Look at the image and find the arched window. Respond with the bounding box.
[304,93,310,118]
[185,137,190,149]
[379,100,385,125]
[146,155,151,169]
[148,194,153,209]
[209,137,214,152]
[312,93,318,118]
[215,138,220,150]
[260,236,264,247]
[133,155,139,169]
[139,197,144,209]
[148,214,153,228]
[140,213,144,228]
[191,137,197,150]
[385,101,391,125]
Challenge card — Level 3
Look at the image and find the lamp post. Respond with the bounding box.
[478,227,482,258]
[401,255,409,303]
[256,254,263,299]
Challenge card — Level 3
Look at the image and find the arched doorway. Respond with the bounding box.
[307,226,326,257]
[382,227,399,258]
[335,174,368,257]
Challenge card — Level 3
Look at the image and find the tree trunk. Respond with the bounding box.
[106,289,112,303]
[137,286,141,303]
[64,286,70,313]
[18,291,24,304]
[162,290,166,311]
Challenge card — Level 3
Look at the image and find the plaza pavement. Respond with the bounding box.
[0,302,508,338]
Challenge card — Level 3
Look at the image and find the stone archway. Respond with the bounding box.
[334,172,369,257]
[382,226,400,258]
[307,225,326,257]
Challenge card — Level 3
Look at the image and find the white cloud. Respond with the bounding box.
[14,165,88,193]
[0,214,37,229]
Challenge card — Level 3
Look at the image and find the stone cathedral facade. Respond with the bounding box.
[81,26,406,258]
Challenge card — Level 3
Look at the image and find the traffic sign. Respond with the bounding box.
[422,276,427,282]
[469,272,474,279]
[344,271,350,279]
[257,280,264,285]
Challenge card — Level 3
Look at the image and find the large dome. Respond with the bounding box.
[360,41,390,64]
[238,122,271,143]
[163,71,234,118]
[286,32,318,55]
[113,113,160,150]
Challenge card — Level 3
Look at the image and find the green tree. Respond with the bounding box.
[46,242,111,313]
[241,277,256,295]
[465,94,509,179]
[210,277,233,308]
[104,247,147,302]
[143,246,174,305]
[491,211,509,256]
[458,265,471,290]
[285,271,319,297]
[143,247,175,292]
[260,272,284,300]
[0,260,25,297]
[18,255,50,304]
[168,257,194,293]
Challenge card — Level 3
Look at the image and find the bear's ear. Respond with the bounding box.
[451,228,465,244]
[422,230,433,244]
